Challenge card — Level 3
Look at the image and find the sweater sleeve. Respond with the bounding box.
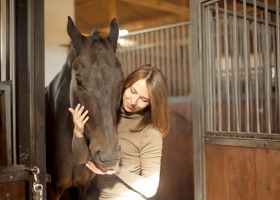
[72,135,91,164]
[116,130,163,198]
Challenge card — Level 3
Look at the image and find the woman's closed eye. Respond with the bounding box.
[141,97,149,103]
[130,87,136,94]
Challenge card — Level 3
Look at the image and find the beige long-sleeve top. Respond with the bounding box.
[72,109,163,200]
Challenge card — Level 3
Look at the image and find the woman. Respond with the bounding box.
[69,64,169,199]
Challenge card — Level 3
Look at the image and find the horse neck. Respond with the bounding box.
[51,49,74,91]
[46,50,74,110]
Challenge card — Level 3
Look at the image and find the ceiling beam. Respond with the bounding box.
[117,0,189,16]
[97,14,188,34]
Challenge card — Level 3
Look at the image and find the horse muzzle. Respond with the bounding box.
[91,143,121,171]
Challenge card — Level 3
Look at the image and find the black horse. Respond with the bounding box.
[45,17,123,199]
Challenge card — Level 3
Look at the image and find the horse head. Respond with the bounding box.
[67,17,123,171]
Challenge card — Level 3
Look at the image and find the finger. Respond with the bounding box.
[82,116,89,124]
[86,162,105,174]
[86,162,99,173]
[77,106,85,116]
[81,110,89,120]
[74,104,81,113]
[68,108,74,115]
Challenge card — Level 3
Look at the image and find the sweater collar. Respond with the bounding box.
[120,106,146,119]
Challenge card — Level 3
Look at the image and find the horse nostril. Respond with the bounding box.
[96,145,121,163]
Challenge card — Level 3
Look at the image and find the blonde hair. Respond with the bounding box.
[122,64,169,137]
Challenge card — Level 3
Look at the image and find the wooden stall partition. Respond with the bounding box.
[206,144,280,200]
[0,180,26,200]
[255,148,280,199]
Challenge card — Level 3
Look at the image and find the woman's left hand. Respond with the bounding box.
[68,104,89,137]
[85,161,119,175]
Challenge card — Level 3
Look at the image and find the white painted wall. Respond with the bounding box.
[44,0,74,86]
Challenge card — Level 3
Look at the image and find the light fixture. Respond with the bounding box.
[119,29,129,37]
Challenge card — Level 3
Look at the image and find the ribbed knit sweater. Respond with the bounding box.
[72,108,163,200]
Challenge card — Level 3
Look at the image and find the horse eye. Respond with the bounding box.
[76,79,82,86]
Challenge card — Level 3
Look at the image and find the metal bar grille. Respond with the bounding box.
[202,0,280,136]
[117,22,190,97]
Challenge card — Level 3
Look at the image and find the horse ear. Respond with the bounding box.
[107,18,119,52]
[67,16,84,55]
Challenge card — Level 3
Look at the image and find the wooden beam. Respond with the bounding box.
[97,14,188,34]
[117,0,189,16]
[76,0,94,6]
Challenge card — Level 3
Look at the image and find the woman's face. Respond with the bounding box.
[122,79,150,113]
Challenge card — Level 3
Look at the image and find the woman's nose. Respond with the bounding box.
[131,96,138,105]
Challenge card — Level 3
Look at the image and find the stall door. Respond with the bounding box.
[0,0,46,199]
[190,0,280,199]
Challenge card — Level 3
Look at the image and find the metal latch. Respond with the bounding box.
[25,166,43,200]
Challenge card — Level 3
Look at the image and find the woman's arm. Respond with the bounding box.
[72,136,91,164]
[69,104,91,164]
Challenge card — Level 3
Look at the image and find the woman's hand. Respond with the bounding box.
[85,161,119,175]
[68,104,89,138]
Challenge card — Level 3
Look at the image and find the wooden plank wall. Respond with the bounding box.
[206,144,280,200]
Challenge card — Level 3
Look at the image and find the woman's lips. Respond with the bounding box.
[126,102,133,110]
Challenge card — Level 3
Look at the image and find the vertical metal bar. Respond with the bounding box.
[131,35,136,71]
[160,29,166,79]
[176,26,182,96]
[145,32,150,64]
[276,0,280,133]
[171,27,176,95]
[215,2,222,131]
[224,0,231,132]
[209,7,214,131]
[264,0,271,133]
[1,0,7,81]
[258,23,264,132]
[247,20,254,132]
[237,18,241,131]
[229,16,236,131]
[205,7,209,130]
[136,34,141,68]
[27,0,36,167]
[140,33,145,66]
[182,25,187,95]
[253,0,260,133]
[211,16,216,131]
[10,0,17,165]
[271,26,276,132]
[165,28,171,95]
[243,0,250,132]
[233,0,240,132]
[155,30,160,68]
[127,36,132,73]
[123,48,128,76]
[150,31,155,66]
[190,0,205,198]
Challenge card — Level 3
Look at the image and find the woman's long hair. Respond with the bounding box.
[122,64,170,137]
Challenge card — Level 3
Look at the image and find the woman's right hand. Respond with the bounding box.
[68,104,89,138]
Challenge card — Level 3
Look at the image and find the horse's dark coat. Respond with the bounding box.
[45,17,123,200]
